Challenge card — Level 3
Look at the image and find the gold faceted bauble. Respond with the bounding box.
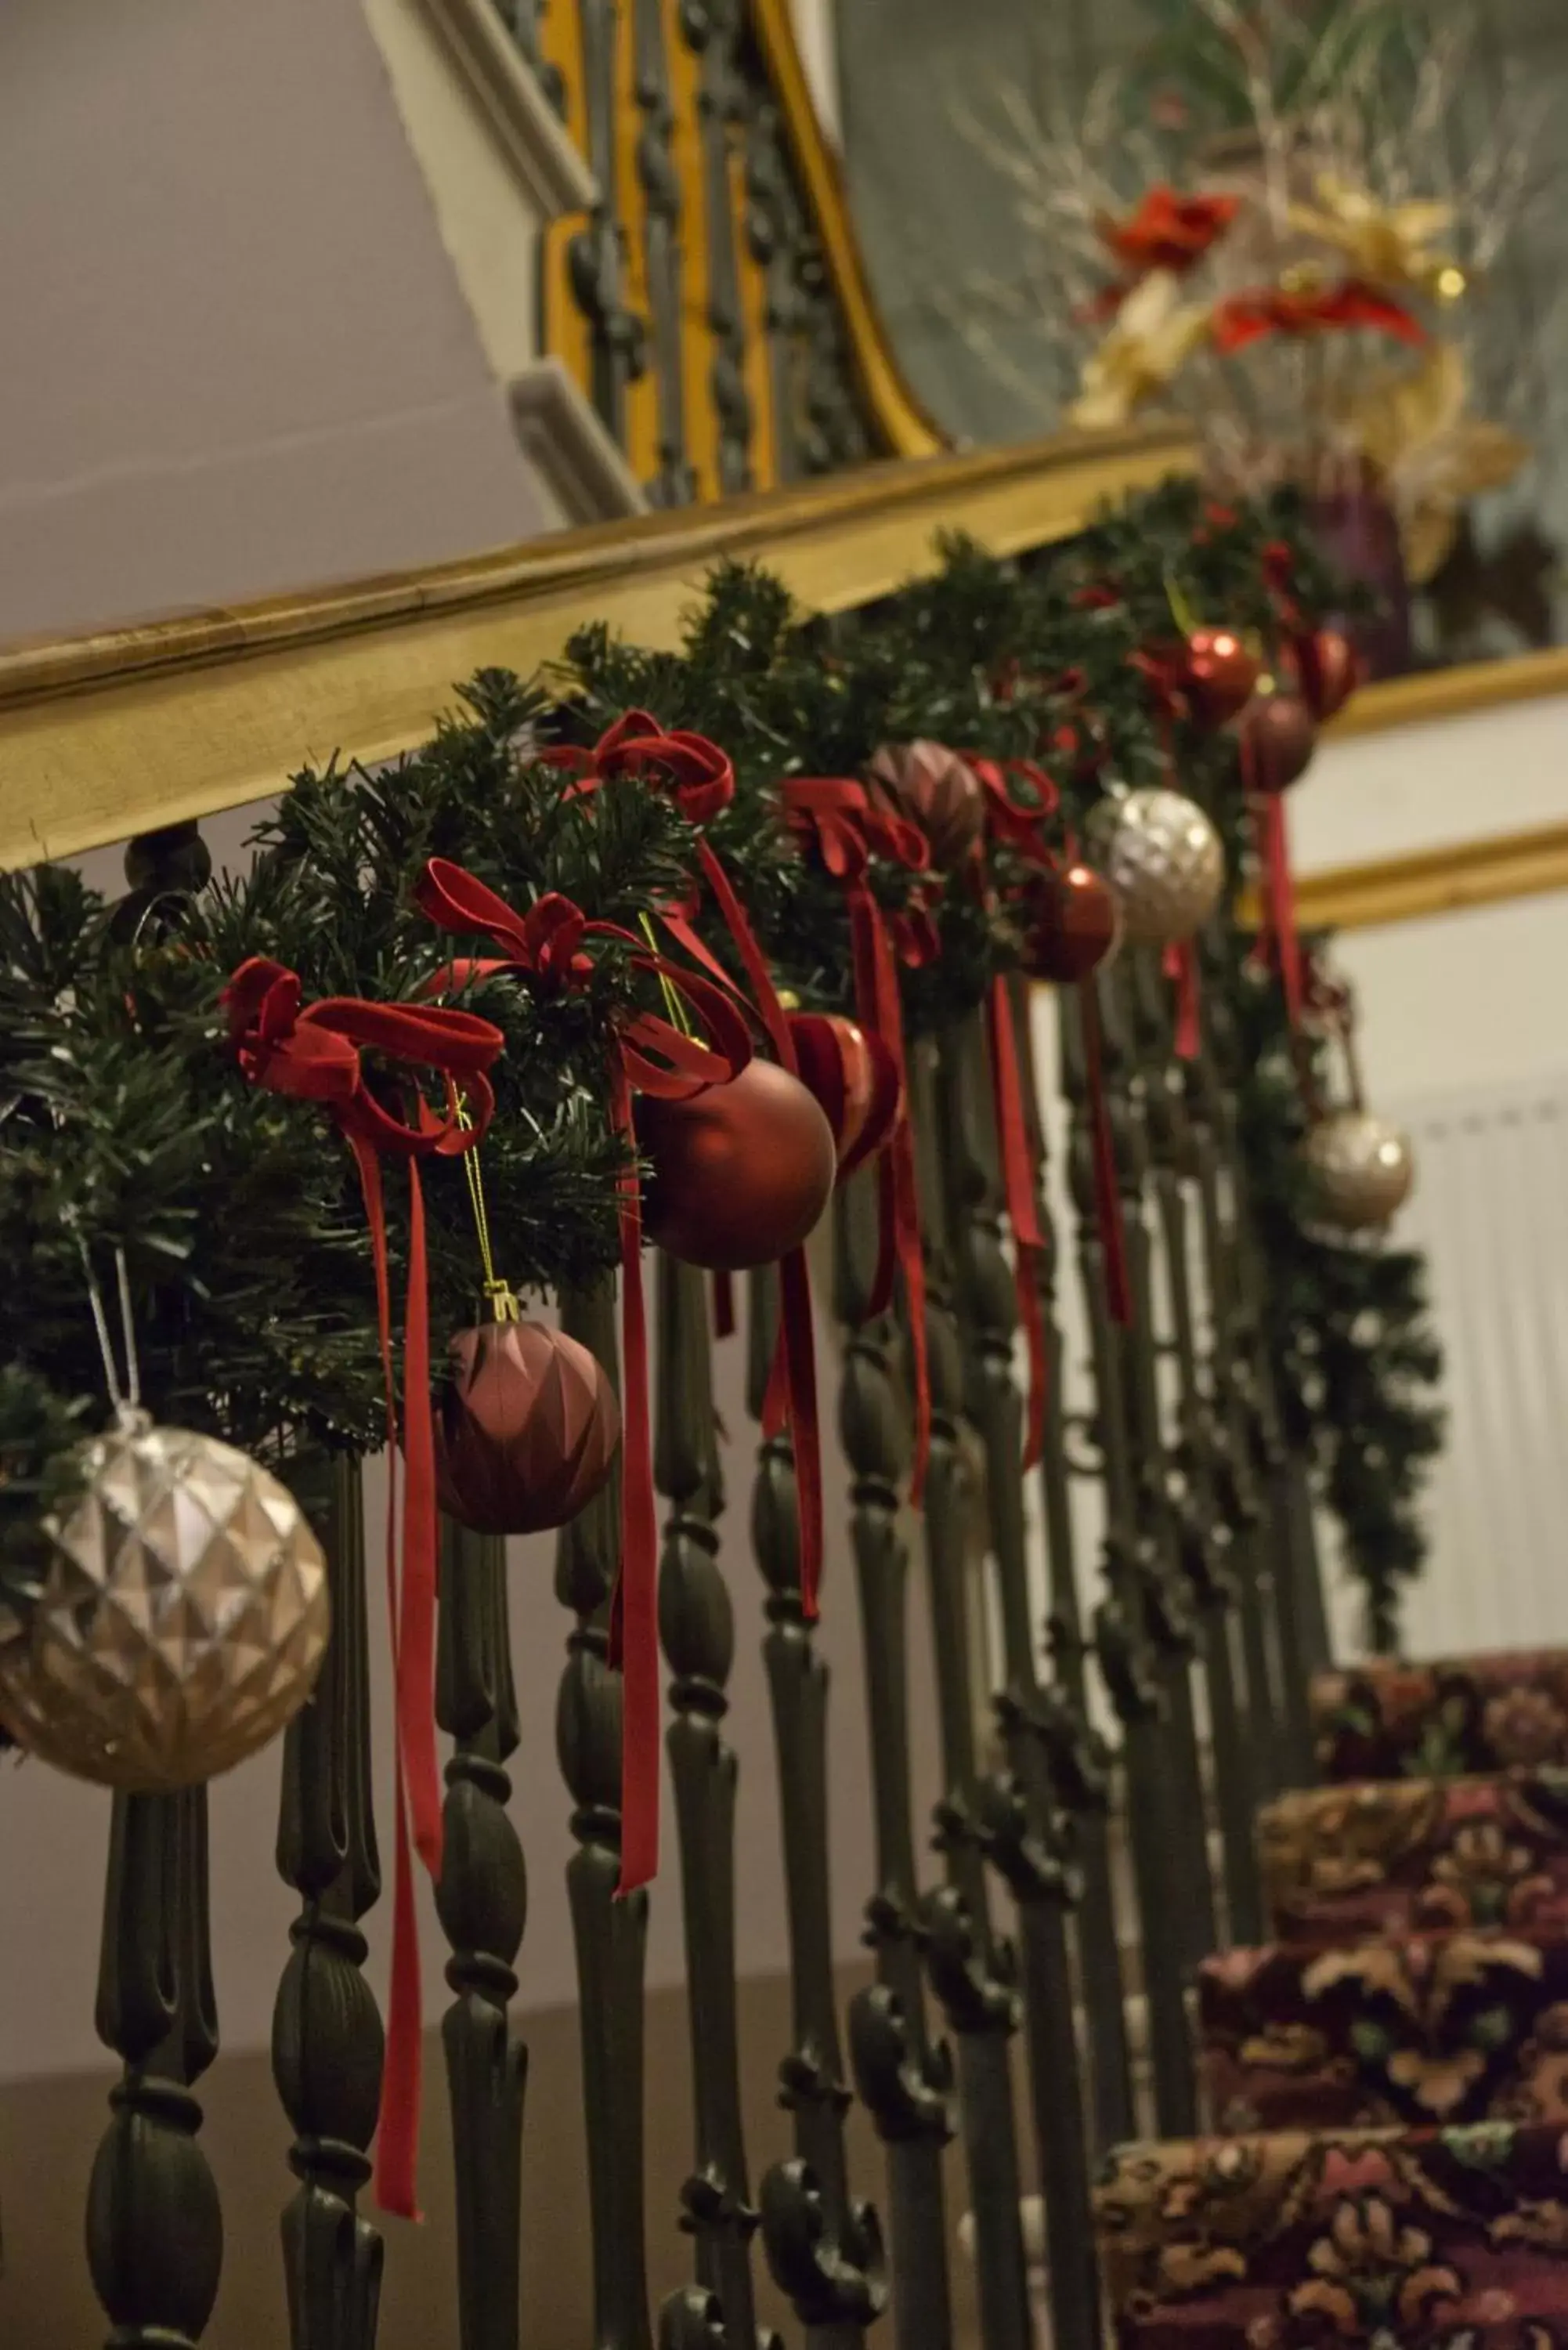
[1302,1112,1415,1230]
[1095,786,1224,945]
[0,1414,329,1790]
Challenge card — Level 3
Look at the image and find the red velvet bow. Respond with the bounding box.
[413,858,750,1907]
[1212,279,1427,354]
[783,778,934,1501]
[223,958,504,2223]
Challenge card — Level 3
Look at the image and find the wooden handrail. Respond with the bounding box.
[0,425,1190,872]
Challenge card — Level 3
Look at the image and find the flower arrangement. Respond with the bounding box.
[958,0,1541,627]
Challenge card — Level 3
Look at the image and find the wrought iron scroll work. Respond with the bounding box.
[833,1170,956,2350]
[633,0,695,505]
[273,1454,385,2350]
[437,1517,529,2350]
[1058,981,1198,2140]
[1122,953,1265,1947]
[935,1013,1101,2350]
[654,1253,766,2350]
[1006,978,1136,2154]
[89,1788,222,2350]
[906,1043,1037,2350]
[569,1,647,451]
[746,1265,886,2348]
[1097,976,1219,1969]
[557,1280,654,2350]
[681,0,755,494]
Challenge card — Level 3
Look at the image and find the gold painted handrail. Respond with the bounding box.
[0,424,1191,872]
[1327,645,1568,740]
[1292,817,1568,934]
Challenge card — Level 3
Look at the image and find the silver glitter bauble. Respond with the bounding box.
[0,1414,329,1788]
[1096,786,1225,945]
[1302,1112,1415,1230]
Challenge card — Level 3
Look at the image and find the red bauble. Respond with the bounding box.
[1241,690,1318,792]
[638,1060,836,1270]
[1184,626,1261,728]
[1022,862,1123,983]
[789,1013,902,1181]
[868,739,985,867]
[1292,627,1362,724]
[437,1318,620,1536]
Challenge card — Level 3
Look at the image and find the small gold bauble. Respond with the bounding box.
[1302,1112,1415,1230]
[1095,786,1225,945]
[0,1414,330,1788]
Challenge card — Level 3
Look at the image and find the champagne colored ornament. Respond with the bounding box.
[1095,786,1224,945]
[1241,689,1318,793]
[437,1310,620,1536]
[1183,625,1261,728]
[639,1059,836,1271]
[1023,860,1124,983]
[868,739,985,869]
[1302,1111,1415,1229]
[1292,627,1363,724]
[789,1013,902,1181]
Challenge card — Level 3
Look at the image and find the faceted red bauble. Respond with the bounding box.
[1241,689,1318,793]
[789,1013,903,1181]
[1022,862,1123,984]
[638,1060,836,1271]
[437,1319,620,1536]
[868,739,985,867]
[1183,626,1261,728]
[1292,627,1362,724]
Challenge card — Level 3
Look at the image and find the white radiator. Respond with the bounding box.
[1328,1068,1568,1662]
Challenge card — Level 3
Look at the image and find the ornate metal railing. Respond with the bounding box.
[0,434,1453,2350]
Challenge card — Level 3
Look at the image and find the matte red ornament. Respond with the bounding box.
[1022,862,1124,984]
[638,1060,836,1271]
[1292,627,1362,724]
[1240,689,1318,793]
[867,739,986,868]
[789,1013,903,1181]
[1183,626,1261,728]
[436,1318,620,1536]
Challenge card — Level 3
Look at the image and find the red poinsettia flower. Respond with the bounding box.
[1212,277,1428,353]
[1097,186,1240,278]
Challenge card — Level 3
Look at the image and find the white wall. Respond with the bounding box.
[790,0,842,145]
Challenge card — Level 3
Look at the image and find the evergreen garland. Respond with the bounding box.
[0,479,1440,1643]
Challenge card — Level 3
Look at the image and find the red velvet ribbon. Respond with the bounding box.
[1241,731,1304,1029]
[1212,278,1427,353]
[222,958,504,2222]
[545,713,825,1617]
[413,859,750,1892]
[1162,940,1203,1061]
[782,777,934,1503]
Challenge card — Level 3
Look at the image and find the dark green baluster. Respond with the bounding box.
[569,0,645,450]
[1008,978,1136,2154]
[739,94,804,484]
[632,0,695,505]
[89,1789,222,2349]
[273,1453,385,2350]
[556,1280,653,2350]
[681,0,754,492]
[748,1267,886,2350]
[1125,955,1265,1943]
[906,1043,1035,2350]
[1059,982,1198,2140]
[834,1172,956,2350]
[653,1253,764,2349]
[937,1013,1100,2350]
[437,1517,528,2350]
[1186,982,1284,1802]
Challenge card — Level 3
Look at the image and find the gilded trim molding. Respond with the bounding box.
[1331,646,1568,740]
[1289,819,1568,935]
[0,422,1191,872]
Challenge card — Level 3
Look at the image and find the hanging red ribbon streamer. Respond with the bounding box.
[544,714,824,1619]
[1241,731,1304,1029]
[782,778,934,1504]
[222,958,504,2221]
[1162,940,1203,1061]
[413,860,750,1891]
